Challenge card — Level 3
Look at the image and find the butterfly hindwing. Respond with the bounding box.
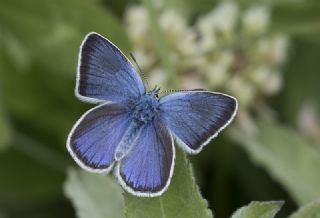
[116,120,174,197]
[76,32,145,104]
[67,103,131,173]
[159,91,237,154]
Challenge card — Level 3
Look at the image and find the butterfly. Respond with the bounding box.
[67,32,238,197]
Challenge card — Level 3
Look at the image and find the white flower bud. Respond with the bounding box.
[195,15,212,50]
[263,71,282,95]
[125,6,149,44]
[227,75,255,107]
[180,71,207,90]
[297,102,320,141]
[160,10,187,45]
[206,63,228,88]
[176,29,198,56]
[206,51,233,88]
[270,35,289,65]
[256,37,272,59]
[211,1,239,34]
[152,0,164,9]
[131,48,156,70]
[196,1,238,50]
[250,66,282,95]
[250,66,271,86]
[242,5,270,34]
[196,31,217,53]
[148,67,168,89]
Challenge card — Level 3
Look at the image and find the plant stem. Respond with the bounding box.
[140,0,178,88]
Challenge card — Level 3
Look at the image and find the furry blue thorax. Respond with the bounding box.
[131,93,159,126]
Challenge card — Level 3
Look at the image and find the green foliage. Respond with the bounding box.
[64,168,125,218]
[0,0,130,147]
[0,0,130,216]
[124,148,212,218]
[272,1,320,44]
[281,40,320,124]
[231,201,283,218]
[230,200,320,218]
[0,0,320,217]
[0,107,11,151]
[289,200,320,218]
[232,120,320,205]
[0,0,130,77]
[0,146,64,206]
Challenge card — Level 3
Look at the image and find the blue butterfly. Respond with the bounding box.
[67,32,238,197]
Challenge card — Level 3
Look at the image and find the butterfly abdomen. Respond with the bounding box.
[114,122,141,161]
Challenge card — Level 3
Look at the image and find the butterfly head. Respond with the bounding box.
[147,86,161,99]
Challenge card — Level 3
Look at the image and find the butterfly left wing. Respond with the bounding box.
[67,103,131,173]
[76,32,145,104]
[159,91,237,154]
[115,120,174,197]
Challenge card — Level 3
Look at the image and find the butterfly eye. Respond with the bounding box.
[155,94,159,98]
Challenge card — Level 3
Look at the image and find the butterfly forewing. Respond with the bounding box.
[76,32,145,104]
[159,91,237,154]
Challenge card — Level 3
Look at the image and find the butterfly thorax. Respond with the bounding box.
[130,94,159,126]
[115,94,159,161]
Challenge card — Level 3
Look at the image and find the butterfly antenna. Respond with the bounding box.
[159,88,206,95]
[130,52,149,88]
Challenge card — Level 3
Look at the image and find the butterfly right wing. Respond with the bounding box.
[159,91,237,154]
[76,32,145,104]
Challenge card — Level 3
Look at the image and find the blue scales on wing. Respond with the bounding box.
[159,91,237,153]
[68,104,131,172]
[77,32,145,104]
[116,120,174,196]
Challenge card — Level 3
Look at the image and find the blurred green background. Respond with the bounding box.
[0,0,320,217]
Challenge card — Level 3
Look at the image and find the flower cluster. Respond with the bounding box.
[125,1,289,129]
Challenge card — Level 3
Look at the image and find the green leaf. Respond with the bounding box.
[0,0,130,77]
[64,168,125,218]
[0,146,64,206]
[0,40,11,151]
[123,148,212,218]
[289,200,320,218]
[272,1,320,44]
[281,40,320,125]
[0,210,8,218]
[0,105,11,151]
[231,201,283,218]
[232,120,320,205]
